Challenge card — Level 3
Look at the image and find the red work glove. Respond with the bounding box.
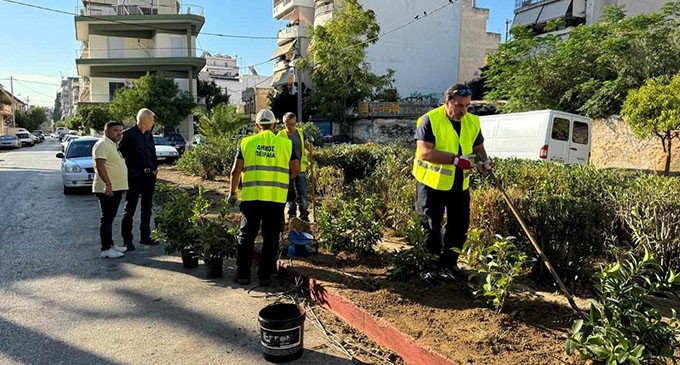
[452,154,473,170]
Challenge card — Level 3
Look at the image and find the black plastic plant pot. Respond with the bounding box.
[181,250,199,269]
[204,257,223,278]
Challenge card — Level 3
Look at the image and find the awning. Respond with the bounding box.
[271,68,293,87]
[537,0,571,23]
[270,40,297,60]
[513,5,543,27]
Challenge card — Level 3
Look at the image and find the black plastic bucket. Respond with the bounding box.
[204,258,223,278]
[257,303,306,363]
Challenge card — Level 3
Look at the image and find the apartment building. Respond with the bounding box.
[271,0,500,97]
[60,77,80,121]
[513,0,666,35]
[198,53,272,113]
[74,0,206,137]
[1,84,28,134]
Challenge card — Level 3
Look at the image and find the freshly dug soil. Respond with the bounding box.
[285,252,585,365]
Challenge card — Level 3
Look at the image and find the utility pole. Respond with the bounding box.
[10,76,16,127]
[505,19,512,42]
[295,32,302,122]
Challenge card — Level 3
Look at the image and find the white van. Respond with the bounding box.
[7,127,34,147]
[479,110,591,165]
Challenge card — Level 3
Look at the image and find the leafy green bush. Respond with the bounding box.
[297,122,323,147]
[176,133,239,180]
[313,143,412,183]
[152,185,237,260]
[471,159,632,284]
[565,248,680,364]
[388,243,438,282]
[316,195,383,255]
[457,230,534,312]
[152,184,197,255]
[614,174,680,273]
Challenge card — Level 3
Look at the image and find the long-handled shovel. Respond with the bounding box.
[309,147,316,222]
[487,170,582,314]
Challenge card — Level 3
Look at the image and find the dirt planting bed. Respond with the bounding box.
[285,252,586,365]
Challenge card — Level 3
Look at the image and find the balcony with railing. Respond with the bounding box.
[277,24,307,45]
[77,2,203,17]
[77,46,196,59]
[273,0,314,19]
[314,2,334,26]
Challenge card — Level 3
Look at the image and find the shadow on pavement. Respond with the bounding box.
[0,317,122,365]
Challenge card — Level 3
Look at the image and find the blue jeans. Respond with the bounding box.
[415,182,470,269]
[287,172,309,220]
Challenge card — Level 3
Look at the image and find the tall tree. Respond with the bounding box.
[109,73,196,127]
[197,80,230,111]
[52,92,62,122]
[621,74,680,176]
[78,105,111,132]
[15,107,48,131]
[485,3,680,118]
[301,0,396,124]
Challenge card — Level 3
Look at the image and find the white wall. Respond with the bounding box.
[360,0,461,97]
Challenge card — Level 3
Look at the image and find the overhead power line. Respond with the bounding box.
[0,0,277,40]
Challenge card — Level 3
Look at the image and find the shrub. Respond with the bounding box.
[298,121,323,147]
[565,248,680,364]
[316,195,383,255]
[614,174,680,273]
[388,243,438,282]
[457,230,534,312]
[176,133,239,179]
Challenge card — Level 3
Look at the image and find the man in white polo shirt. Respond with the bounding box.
[93,121,129,258]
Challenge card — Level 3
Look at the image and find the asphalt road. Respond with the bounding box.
[0,139,351,365]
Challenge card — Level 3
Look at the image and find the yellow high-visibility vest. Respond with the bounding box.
[278,128,308,172]
[240,130,292,203]
[412,105,480,191]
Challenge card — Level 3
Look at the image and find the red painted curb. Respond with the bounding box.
[277,261,454,365]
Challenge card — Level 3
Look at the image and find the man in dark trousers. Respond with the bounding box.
[412,84,494,277]
[228,109,300,286]
[93,121,128,258]
[119,108,158,250]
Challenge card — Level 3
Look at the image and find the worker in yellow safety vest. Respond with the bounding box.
[228,109,300,286]
[278,112,313,222]
[412,84,494,278]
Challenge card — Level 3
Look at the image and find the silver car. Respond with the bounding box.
[56,137,99,194]
[0,135,21,149]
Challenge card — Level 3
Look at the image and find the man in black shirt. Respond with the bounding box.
[119,108,158,250]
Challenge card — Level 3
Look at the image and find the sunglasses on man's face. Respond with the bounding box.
[452,88,472,96]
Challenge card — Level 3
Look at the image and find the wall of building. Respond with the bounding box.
[586,0,665,24]
[331,118,416,143]
[458,1,500,84]
[359,0,461,97]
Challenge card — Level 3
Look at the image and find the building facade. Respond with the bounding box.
[198,52,272,113]
[513,0,666,35]
[60,77,80,121]
[74,0,206,137]
[242,86,274,120]
[271,0,500,97]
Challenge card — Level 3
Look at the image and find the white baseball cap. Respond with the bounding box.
[255,109,276,125]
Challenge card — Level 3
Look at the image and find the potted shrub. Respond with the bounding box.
[152,184,200,268]
[195,198,238,278]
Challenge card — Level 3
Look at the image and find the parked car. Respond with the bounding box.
[29,133,41,144]
[15,132,35,147]
[0,135,21,149]
[32,130,45,142]
[164,132,187,155]
[61,135,79,151]
[322,135,351,146]
[153,135,179,164]
[56,137,98,194]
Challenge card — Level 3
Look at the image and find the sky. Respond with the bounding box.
[0,0,514,108]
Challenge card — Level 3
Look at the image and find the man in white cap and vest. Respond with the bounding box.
[413,84,494,277]
[228,109,300,286]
